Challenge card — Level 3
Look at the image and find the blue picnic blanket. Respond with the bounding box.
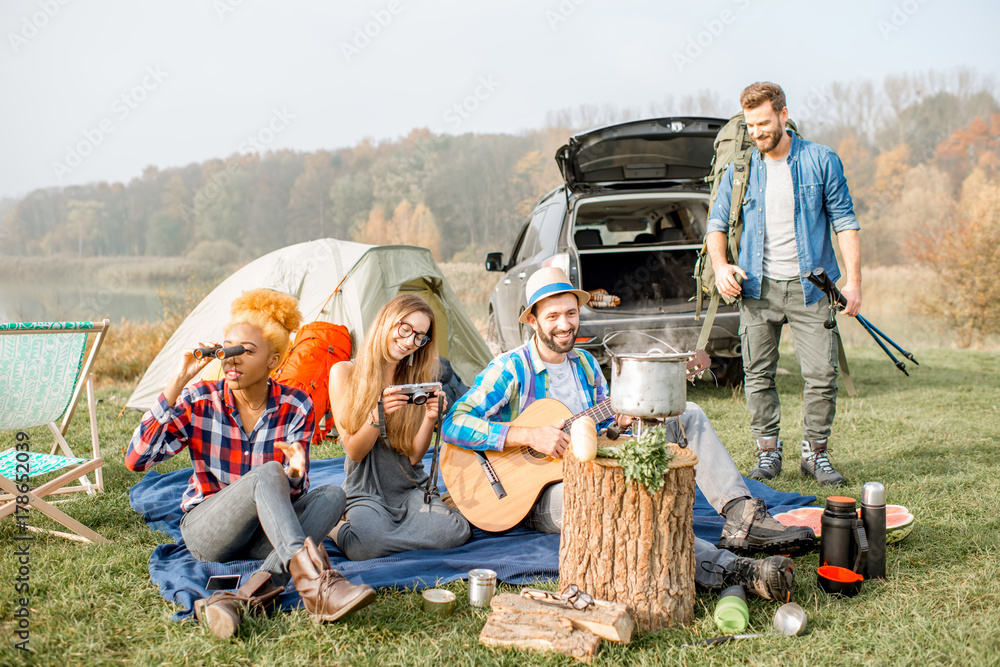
[129,454,815,619]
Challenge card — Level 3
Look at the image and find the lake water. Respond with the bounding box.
[0,279,165,323]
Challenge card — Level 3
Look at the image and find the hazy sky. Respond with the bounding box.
[2,0,998,200]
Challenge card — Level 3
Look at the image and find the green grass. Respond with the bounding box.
[2,346,999,666]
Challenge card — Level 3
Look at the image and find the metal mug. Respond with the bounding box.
[468,569,497,608]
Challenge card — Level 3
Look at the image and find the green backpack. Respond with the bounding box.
[692,112,799,351]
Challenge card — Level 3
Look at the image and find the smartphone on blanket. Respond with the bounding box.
[206,574,241,590]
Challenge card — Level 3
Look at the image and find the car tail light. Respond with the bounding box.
[542,253,570,277]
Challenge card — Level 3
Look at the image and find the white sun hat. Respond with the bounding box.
[518,267,590,324]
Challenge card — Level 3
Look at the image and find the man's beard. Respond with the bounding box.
[537,324,577,354]
[754,127,784,154]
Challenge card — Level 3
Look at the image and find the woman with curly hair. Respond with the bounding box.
[329,294,471,560]
[126,289,376,637]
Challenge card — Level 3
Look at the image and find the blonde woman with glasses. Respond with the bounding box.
[329,294,471,560]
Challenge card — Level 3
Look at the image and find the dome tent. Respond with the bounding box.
[126,239,491,411]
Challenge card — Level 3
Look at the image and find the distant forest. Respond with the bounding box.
[3,69,998,267]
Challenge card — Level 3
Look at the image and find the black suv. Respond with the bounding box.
[483,116,743,383]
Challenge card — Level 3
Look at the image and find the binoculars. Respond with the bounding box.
[192,345,247,360]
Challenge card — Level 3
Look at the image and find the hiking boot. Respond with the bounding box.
[800,439,846,486]
[722,555,795,602]
[748,436,783,481]
[194,571,285,638]
[289,537,377,623]
[718,497,815,554]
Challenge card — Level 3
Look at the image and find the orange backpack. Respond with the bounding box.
[272,321,352,443]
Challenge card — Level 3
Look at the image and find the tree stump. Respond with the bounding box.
[559,441,698,630]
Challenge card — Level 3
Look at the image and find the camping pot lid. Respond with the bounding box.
[602,331,694,362]
[614,351,694,363]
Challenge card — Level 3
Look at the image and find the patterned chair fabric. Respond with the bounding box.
[0,327,88,430]
[0,320,110,543]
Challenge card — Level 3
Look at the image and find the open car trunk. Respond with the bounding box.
[577,248,700,313]
[572,194,708,313]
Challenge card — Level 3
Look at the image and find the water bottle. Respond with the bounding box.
[861,483,887,579]
[714,585,749,633]
[819,496,869,574]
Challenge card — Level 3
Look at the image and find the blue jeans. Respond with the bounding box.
[180,461,346,586]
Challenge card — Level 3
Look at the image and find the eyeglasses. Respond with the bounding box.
[396,321,431,348]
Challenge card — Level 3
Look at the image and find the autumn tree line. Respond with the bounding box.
[2,69,998,344]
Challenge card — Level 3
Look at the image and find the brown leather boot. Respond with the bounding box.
[194,571,285,638]
[288,537,376,622]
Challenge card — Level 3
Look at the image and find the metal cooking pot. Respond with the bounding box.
[603,332,693,419]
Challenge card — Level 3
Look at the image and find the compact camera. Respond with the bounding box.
[394,382,443,405]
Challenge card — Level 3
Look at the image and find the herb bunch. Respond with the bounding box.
[595,424,676,492]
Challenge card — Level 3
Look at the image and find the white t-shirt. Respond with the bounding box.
[542,357,585,416]
[762,156,800,280]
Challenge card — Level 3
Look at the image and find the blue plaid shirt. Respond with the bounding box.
[442,338,610,451]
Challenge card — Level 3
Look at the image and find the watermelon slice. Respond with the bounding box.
[772,505,914,544]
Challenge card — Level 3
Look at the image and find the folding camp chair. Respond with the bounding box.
[0,320,111,543]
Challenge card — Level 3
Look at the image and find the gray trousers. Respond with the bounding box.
[180,461,346,586]
[337,490,471,561]
[740,277,840,442]
[526,403,748,589]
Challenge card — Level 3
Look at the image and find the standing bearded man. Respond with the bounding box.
[706,81,861,486]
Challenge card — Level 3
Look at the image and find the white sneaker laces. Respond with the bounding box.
[811,451,836,473]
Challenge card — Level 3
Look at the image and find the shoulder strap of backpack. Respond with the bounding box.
[696,119,754,351]
[695,291,721,351]
[726,119,755,257]
[835,330,856,397]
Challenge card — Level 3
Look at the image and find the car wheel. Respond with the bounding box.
[711,356,744,387]
[484,311,504,357]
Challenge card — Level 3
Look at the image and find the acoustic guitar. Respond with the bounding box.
[440,350,710,532]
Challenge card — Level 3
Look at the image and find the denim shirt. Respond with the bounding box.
[706,133,859,306]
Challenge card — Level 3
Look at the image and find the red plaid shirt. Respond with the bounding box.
[126,379,315,513]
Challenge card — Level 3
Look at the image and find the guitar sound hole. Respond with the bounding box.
[525,448,549,460]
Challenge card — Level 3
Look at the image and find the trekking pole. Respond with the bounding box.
[803,268,916,376]
[855,315,919,365]
[855,316,909,376]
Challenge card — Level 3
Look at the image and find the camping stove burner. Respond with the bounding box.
[626,415,688,447]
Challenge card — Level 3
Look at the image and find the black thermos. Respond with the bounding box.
[861,482,887,579]
[820,496,869,574]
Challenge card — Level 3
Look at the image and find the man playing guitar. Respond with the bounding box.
[442,267,814,601]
